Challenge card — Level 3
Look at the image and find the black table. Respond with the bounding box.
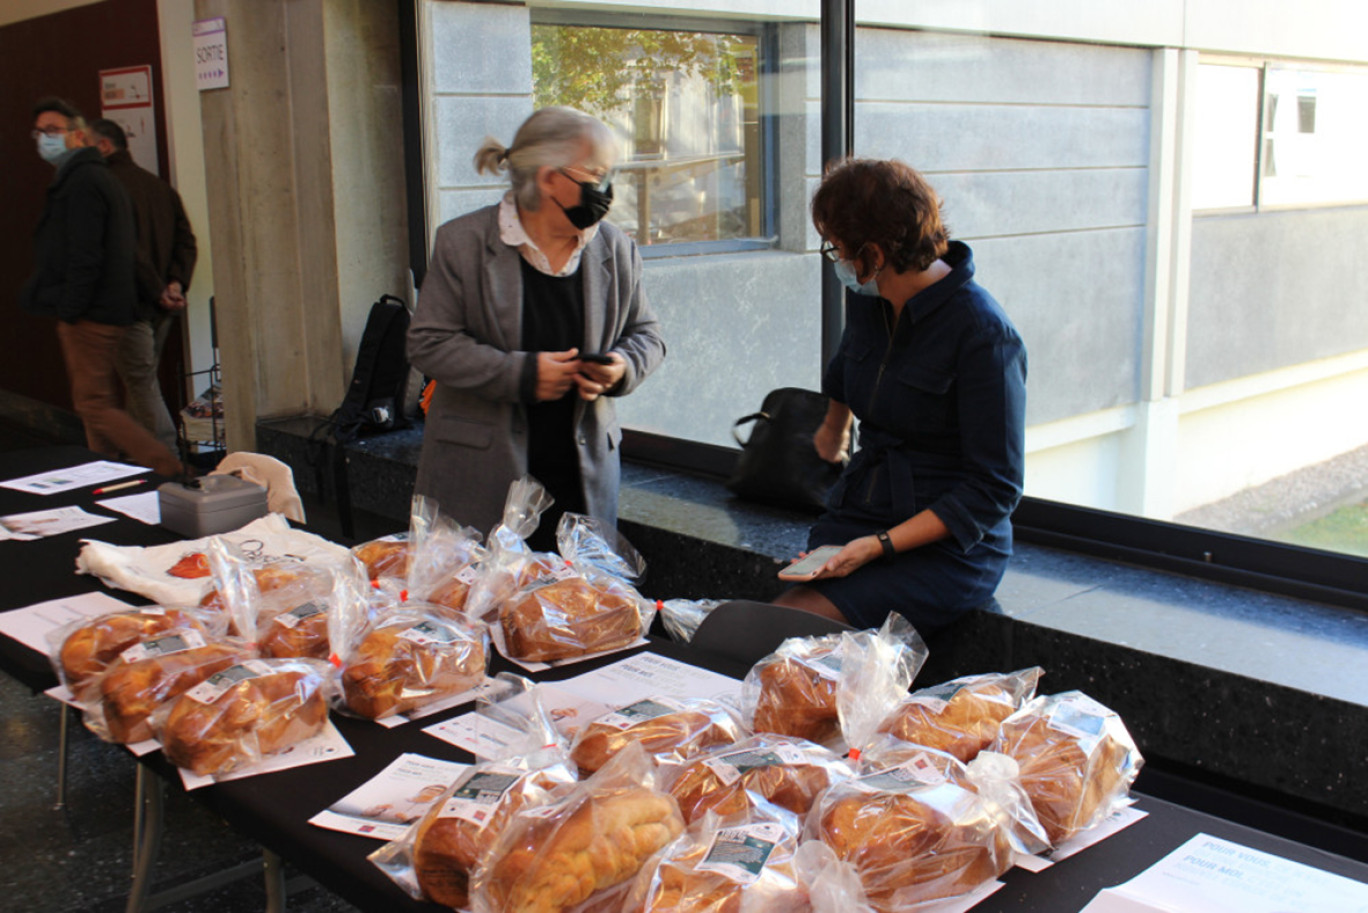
[3,445,1367,912]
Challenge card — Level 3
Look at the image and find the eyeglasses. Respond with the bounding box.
[31,127,69,140]
[818,241,842,263]
[560,165,614,191]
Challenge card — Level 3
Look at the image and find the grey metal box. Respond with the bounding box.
[158,474,269,538]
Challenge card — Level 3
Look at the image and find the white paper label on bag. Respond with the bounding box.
[119,629,207,663]
[275,600,326,629]
[185,660,272,704]
[803,651,844,681]
[597,696,685,731]
[437,767,523,824]
[1047,694,1109,741]
[703,745,808,786]
[855,755,947,793]
[695,823,785,884]
[398,619,460,647]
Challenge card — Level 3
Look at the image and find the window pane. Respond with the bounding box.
[1260,66,1368,206]
[530,24,764,245]
[1191,64,1258,210]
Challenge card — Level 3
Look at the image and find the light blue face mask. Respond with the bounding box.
[833,255,882,297]
[36,133,67,164]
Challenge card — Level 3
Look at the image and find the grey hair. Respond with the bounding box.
[473,106,618,211]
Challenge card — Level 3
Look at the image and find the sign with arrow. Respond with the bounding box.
[193,17,229,91]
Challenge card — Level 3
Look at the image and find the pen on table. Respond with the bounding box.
[92,479,147,496]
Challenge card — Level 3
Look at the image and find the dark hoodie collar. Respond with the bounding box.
[51,146,104,188]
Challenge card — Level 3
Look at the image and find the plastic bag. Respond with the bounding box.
[497,569,652,664]
[48,605,221,702]
[203,537,338,658]
[989,690,1143,845]
[876,667,1044,763]
[464,477,559,623]
[152,656,332,777]
[627,799,808,913]
[666,733,854,825]
[569,695,744,776]
[742,615,927,749]
[84,631,255,743]
[405,496,485,615]
[352,533,412,582]
[555,512,646,584]
[470,743,684,913]
[370,751,579,909]
[337,601,488,720]
[857,735,1049,858]
[658,598,723,643]
[807,754,1015,911]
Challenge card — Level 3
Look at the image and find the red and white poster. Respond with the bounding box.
[98,64,159,174]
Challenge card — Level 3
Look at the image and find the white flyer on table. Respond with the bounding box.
[0,506,117,541]
[425,652,742,757]
[0,591,137,653]
[309,752,471,841]
[1,460,146,495]
[1079,832,1368,913]
[179,721,353,791]
[97,491,161,525]
[1015,804,1148,872]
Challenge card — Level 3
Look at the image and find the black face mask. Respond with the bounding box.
[556,177,614,230]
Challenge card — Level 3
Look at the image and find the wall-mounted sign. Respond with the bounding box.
[98,64,159,174]
[193,17,229,91]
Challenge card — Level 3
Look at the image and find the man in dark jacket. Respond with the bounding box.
[90,118,198,454]
[20,98,184,477]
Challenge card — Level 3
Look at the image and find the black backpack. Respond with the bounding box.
[328,294,411,443]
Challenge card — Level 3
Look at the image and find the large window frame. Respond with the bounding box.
[529,8,781,259]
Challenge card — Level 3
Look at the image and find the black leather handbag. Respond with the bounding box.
[726,387,843,513]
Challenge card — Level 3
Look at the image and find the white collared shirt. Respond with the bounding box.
[498,191,599,278]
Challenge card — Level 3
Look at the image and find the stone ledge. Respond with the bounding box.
[256,416,1368,828]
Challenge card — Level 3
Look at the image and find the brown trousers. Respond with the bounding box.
[56,319,183,477]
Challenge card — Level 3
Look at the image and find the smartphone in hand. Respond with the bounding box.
[777,544,844,581]
[578,352,615,365]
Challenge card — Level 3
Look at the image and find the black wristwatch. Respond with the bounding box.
[876,529,896,558]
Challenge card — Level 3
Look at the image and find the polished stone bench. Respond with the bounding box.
[257,416,1368,852]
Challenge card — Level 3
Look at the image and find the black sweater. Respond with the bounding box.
[20,146,138,325]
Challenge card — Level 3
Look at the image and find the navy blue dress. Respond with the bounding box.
[807,240,1027,634]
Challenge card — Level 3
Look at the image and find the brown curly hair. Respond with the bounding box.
[811,158,949,276]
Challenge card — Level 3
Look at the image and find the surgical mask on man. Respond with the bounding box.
[36,132,67,164]
[833,256,882,297]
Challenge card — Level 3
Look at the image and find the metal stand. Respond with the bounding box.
[124,764,279,913]
[54,702,71,810]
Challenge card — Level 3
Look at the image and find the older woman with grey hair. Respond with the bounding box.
[408,107,666,548]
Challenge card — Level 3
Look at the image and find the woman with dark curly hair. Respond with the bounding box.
[775,158,1027,635]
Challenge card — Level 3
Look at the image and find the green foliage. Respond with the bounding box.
[531,25,746,117]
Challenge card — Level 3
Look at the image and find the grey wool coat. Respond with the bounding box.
[407,203,666,536]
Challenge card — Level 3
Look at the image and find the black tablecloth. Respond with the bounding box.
[3,445,1367,912]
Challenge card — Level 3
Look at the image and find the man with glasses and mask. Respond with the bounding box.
[408,106,665,549]
[19,97,185,478]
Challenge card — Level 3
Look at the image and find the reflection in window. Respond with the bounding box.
[530,24,763,246]
[1261,66,1368,206]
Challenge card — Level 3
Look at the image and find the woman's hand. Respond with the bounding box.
[536,349,582,401]
[574,351,626,401]
[808,535,882,580]
[813,400,854,463]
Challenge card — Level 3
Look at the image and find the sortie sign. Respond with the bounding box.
[193,18,229,91]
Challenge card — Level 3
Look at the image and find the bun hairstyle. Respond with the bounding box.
[473,106,618,211]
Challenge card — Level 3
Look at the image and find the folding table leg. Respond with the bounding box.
[126,765,164,913]
[55,702,71,810]
[263,848,286,913]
